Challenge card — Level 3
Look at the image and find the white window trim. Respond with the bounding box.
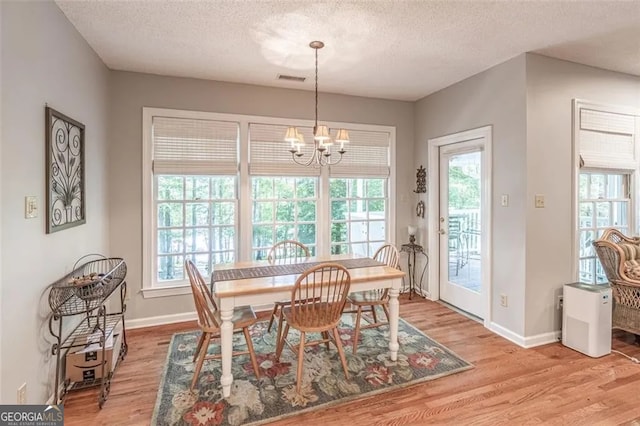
[572,99,640,282]
[426,125,492,324]
[577,171,631,283]
[142,107,396,298]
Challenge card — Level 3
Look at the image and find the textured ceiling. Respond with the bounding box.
[56,0,640,101]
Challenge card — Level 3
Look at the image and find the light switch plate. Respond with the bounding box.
[25,196,38,218]
[501,194,509,207]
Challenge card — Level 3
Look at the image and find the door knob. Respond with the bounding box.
[439,217,445,223]
[438,229,446,235]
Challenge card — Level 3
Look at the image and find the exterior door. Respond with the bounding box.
[439,141,485,318]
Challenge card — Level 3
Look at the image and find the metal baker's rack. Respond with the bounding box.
[48,255,128,408]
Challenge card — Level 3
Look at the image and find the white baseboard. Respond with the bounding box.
[126,305,275,330]
[45,383,58,405]
[522,331,561,348]
[488,321,561,348]
[126,312,198,329]
[488,321,526,347]
[46,381,64,406]
[416,288,431,299]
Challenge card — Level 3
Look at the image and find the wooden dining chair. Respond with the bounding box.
[346,243,400,353]
[266,240,311,335]
[184,259,260,390]
[267,239,310,265]
[275,263,351,393]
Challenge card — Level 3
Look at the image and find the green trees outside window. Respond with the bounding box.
[330,178,386,256]
[251,177,317,260]
[157,175,236,282]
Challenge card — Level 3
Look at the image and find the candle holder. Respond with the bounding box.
[408,225,417,244]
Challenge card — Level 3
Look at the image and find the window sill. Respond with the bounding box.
[141,284,193,299]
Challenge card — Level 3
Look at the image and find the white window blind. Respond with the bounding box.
[249,123,320,177]
[579,108,637,170]
[329,129,390,177]
[152,116,239,175]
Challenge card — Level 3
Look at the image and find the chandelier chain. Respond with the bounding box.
[314,46,318,131]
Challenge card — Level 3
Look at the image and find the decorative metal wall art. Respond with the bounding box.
[46,106,86,233]
[414,165,426,193]
[416,200,425,218]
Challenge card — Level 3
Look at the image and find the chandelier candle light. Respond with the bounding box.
[285,41,349,166]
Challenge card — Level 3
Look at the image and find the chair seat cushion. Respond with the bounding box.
[621,243,640,261]
[347,290,387,305]
[213,304,257,329]
[624,259,640,280]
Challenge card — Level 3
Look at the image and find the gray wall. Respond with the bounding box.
[414,52,640,340]
[524,53,640,336]
[109,71,415,321]
[0,1,110,403]
[414,55,528,335]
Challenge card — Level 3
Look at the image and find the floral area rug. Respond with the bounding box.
[152,314,473,425]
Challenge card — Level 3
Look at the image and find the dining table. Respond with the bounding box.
[211,253,406,398]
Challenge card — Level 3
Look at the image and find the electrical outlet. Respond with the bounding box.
[500,293,508,307]
[501,194,509,207]
[557,295,564,310]
[17,382,26,404]
[535,194,545,208]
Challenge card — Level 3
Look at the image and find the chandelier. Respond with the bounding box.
[285,41,349,166]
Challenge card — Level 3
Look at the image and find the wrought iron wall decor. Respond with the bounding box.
[45,106,86,233]
[414,165,426,193]
[416,200,425,218]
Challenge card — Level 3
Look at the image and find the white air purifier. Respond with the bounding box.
[562,282,612,358]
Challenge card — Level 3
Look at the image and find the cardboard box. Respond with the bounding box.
[65,321,123,383]
[111,330,124,370]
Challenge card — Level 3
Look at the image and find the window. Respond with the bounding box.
[156,175,236,283]
[251,177,317,260]
[143,108,395,297]
[573,100,640,285]
[144,113,239,289]
[329,129,391,256]
[330,178,387,256]
[578,172,630,284]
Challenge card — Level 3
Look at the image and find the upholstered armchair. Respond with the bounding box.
[593,228,640,338]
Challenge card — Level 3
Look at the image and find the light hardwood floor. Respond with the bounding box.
[63,296,640,425]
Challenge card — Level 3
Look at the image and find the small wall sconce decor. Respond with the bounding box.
[414,165,426,193]
[416,201,425,218]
